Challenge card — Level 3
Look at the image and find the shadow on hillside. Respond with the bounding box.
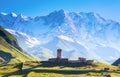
[0,50,13,64]
[2,67,99,77]
[39,61,92,67]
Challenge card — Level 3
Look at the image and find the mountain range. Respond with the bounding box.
[0,10,120,63]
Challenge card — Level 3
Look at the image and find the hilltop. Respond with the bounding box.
[0,26,36,64]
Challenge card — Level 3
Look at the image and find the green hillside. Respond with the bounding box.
[0,26,35,64]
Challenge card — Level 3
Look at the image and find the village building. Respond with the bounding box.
[48,49,94,65]
[48,49,69,63]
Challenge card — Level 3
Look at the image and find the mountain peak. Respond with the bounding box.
[47,9,65,17]
[0,10,120,63]
[41,10,65,25]
[0,12,18,17]
[57,9,65,13]
[17,14,28,21]
[9,12,17,17]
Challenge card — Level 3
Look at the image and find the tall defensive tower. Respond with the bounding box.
[57,49,62,59]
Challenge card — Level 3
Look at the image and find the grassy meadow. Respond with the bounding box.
[0,61,120,77]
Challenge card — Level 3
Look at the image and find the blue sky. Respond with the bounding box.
[0,0,120,22]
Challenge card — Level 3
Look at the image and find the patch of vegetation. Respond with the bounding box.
[0,26,21,50]
[0,61,120,77]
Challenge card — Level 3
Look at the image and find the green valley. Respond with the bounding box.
[0,26,120,77]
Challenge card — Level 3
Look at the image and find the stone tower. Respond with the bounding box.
[57,49,62,59]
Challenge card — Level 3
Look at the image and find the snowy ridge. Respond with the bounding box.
[0,12,7,15]
[6,29,40,48]
[0,10,120,63]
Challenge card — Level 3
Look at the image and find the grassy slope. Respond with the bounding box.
[1,62,119,77]
[23,62,119,77]
[0,26,35,64]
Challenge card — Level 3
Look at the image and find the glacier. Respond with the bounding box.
[0,10,120,63]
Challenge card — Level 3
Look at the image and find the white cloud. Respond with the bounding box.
[5,29,16,35]
[6,29,40,48]
[109,56,118,60]
[37,48,54,60]
[25,37,40,48]
[76,40,89,50]
[17,32,40,48]
[58,35,74,42]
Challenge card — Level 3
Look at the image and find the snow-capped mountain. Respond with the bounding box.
[0,10,120,63]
